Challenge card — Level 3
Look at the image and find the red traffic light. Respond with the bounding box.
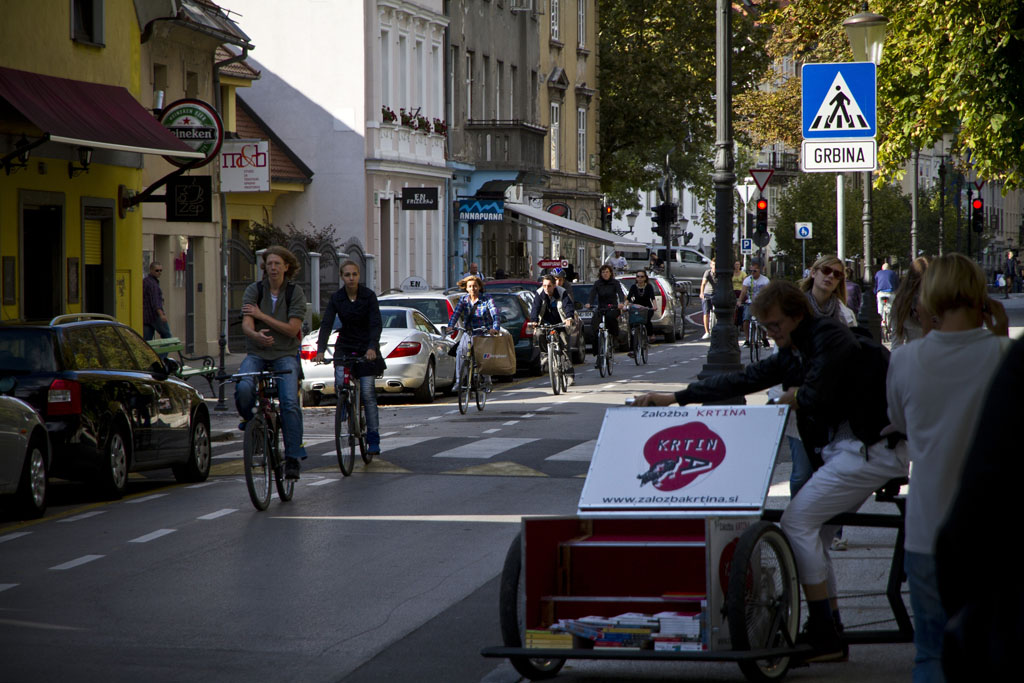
[972,198,983,210]
[756,199,768,211]
[603,205,612,215]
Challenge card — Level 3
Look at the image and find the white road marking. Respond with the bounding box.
[308,479,338,487]
[521,413,536,418]
[536,406,552,412]
[404,424,420,429]
[213,450,242,460]
[0,531,31,542]
[376,436,440,451]
[546,440,598,462]
[0,584,17,593]
[432,437,538,459]
[483,428,501,434]
[57,511,106,523]
[126,494,168,505]
[503,420,520,426]
[445,409,460,414]
[197,509,237,520]
[51,555,104,570]
[427,416,442,421]
[381,431,399,437]
[129,529,176,543]
[186,481,219,489]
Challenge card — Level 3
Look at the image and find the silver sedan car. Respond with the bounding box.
[299,306,457,405]
[0,376,50,519]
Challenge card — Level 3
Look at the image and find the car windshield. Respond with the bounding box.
[380,310,410,329]
[381,297,448,324]
[0,329,58,374]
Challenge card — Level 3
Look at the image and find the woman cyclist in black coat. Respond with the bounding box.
[627,269,657,352]
[586,264,625,364]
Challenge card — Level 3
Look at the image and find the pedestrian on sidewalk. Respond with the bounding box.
[1002,250,1017,299]
[886,254,1010,682]
[890,257,930,349]
[143,261,172,341]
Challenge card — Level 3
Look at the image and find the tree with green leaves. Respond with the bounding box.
[737,0,1024,189]
[598,0,772,211]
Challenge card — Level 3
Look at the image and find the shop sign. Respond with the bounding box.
[160,99,224,167]
[220,139,269,192]
[401,187,438,210]
[458,199,504,221]
[166,176,212,222]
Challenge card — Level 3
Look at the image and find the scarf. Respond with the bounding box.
[807,291,840,320]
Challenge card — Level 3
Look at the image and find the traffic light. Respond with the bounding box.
[971,197,984,233]
[602,204,613,230]
[651,203,666,239]
[755,198,768,233]
[754,198,770,246]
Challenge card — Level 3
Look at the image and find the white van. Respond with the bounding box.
[652,246,711,290]
[620,248,652,273]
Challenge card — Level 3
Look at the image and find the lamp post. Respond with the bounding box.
[698,0,742,385]
[844,2,888,342]
[938,156,947,256]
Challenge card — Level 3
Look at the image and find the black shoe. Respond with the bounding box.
[285,458,301,480]
[763,338,771,348]
[797,618,846,663]
[743,340,751,347]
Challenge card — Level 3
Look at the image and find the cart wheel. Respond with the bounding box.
[499,533,566,680]
[727,521,801,682]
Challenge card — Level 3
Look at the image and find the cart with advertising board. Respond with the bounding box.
[481,406,912,682]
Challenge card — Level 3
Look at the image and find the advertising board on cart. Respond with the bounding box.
[578,405,788,517]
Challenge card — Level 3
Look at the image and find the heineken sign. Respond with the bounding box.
[160,99,224,167]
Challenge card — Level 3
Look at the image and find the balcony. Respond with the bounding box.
[369,122,446,168]
[463,119,547,172]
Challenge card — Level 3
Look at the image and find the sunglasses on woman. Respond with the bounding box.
[817,265,843,278]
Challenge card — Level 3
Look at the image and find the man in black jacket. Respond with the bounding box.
[635,280,907,662]
[530,274,576,386]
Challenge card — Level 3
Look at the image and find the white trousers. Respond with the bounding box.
[781,437,909,588]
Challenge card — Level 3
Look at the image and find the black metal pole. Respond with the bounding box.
[856,172,881,342]
[967,187,973,260]
[938,158,946,255]
[699,0,742,385]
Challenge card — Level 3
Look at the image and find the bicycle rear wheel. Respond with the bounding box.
[271,422,293,502]
[475,366,487,411]
[335,391,355,476]
[243,417,272,511]
[457,362,470,414]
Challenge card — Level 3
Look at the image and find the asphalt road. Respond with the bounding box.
[12,294,1024,682]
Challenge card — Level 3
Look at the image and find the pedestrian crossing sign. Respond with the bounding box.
[802,62,876,139]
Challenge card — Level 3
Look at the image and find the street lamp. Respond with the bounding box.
[698,0,743,384]
[844,2,888,342]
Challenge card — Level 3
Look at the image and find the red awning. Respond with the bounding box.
[0,66,203,158]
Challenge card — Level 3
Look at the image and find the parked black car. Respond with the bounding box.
[0,314,211,498]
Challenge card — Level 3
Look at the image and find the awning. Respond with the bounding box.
[507,202,649,249]
[0,66,203,158]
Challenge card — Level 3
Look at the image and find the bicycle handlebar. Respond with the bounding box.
[216,368,292,383]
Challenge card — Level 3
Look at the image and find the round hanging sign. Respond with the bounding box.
[159,99,224,167]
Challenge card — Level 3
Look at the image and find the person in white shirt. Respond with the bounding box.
[886,253,1010,682]
[738,258,770,346]
[462,262,485,279]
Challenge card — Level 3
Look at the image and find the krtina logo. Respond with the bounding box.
[637,422,726,491]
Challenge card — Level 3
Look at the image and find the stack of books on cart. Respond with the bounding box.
[524,629,574,649]
[548,610,705,651]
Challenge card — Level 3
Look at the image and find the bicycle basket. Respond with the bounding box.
[628,309,647,325]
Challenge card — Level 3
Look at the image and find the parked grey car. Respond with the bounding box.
[0,377,49,518]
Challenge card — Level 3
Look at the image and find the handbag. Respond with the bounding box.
[473,331,516,376]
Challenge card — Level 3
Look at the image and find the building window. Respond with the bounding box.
[550,0,560,42]
[185,70,199,98]
[415,40,424,110]
[398,35,408,109]
[576,107,587,174]
[550,102,560,170]
[482,56,489,119]
[577,0,586,49]
[71,0,104,46]
[510,65,517,119]
[496,61,504,122]
[381,31,391,109]
[466,52,474,121]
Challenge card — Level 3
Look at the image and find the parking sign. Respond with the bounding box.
[740,238,753,255]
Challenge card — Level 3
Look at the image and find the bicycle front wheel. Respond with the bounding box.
[475,367,487,411]
[457,361,470,414]
[335,391,355,476]
[548,343,561,395]
[605,335,613,376]
[632,328,640,365]
[597,332,607,377]
[358,395,371,464]
[640,327,649,364]
[271,422,293,502]
[243,417,272,511]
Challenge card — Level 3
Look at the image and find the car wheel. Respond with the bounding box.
[572,334,585,364]
[665,317,678,343]
[414,359,436,403]
[101,426,130,499]
[173,416,211,483]
[14,437,47,519]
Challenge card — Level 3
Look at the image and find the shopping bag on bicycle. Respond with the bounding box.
[628,308,647,326]
[473,331,516,375]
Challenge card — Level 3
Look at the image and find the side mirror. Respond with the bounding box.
[439,325,448,336]
[162,356,182,376]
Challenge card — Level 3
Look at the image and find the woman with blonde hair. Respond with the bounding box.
[800,255,857,327]
[890,256,929,348]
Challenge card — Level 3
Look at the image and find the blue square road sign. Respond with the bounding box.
[802,62,876,139]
